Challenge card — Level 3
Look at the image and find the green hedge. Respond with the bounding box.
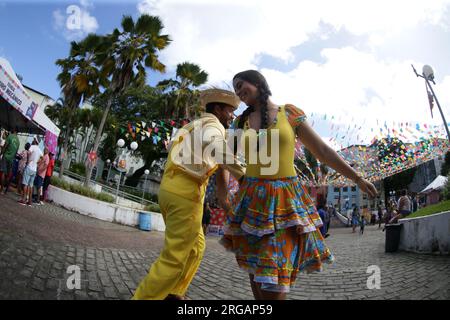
[51,176,115,203]
[70,162,86,176]
[408,200,450,218]
[121,185,159,203]
[145,203,161,213]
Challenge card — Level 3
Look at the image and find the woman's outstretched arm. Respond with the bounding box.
[296,120,378,198]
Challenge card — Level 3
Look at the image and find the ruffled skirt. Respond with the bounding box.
[220,176,334,291]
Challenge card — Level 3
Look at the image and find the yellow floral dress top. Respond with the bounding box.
[220,104,334,292]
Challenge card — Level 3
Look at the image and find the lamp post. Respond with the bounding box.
[389,190,396,202]
[142,169,150,204]
[106,159,111,183]
[412,64,450,142]
[115,139,138,204]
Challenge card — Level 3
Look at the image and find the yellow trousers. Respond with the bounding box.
[132,189,205,300]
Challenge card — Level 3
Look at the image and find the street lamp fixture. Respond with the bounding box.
[114,139,139,204]
[106,159,112,183]
[142,169,150,204]
[412,64,450,142]
[422,65,434,82]
[117,139,125,148]
[130,141,138,151]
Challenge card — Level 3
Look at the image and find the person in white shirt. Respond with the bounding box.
[19,138,42,206]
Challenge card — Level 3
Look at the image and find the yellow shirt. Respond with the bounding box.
[161,112,245,201]
[239,105,306,179]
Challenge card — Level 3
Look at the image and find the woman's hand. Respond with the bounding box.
[356,177,378,198]
[218,194,231,213]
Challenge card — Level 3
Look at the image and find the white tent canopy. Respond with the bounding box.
[420,175,448,194]
[0,57,60,137]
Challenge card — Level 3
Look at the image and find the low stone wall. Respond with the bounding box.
[399,211,449,255]
[47,185,165,232]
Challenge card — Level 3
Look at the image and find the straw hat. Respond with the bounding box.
[200,88,240,111]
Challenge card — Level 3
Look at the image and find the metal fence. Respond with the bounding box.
[54,168,158,208]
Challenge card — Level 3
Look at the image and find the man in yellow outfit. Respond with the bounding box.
[133,89,245,300]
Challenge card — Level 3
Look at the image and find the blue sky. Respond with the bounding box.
[2,0,450,149]
[0,0,161,99]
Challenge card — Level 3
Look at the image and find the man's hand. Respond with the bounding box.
[218,194,231,212]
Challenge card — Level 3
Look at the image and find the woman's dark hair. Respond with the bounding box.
[233,70,272,129]
[24,142,31,150]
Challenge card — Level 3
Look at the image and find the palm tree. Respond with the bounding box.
[55,34,105,177]
[44,98,70,165]
[157,62,208,119]
[84,14,171,186]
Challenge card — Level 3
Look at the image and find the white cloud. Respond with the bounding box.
[264,47,450,127]
[80,0,93,8]
[52,0,99,41]
[137,0,450,146]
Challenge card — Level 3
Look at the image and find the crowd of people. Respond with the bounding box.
[345,189,420,234]
[0,127,55,206]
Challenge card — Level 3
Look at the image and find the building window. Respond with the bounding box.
[334,196,339,199]
[334,187,339,193]
[343,187,348,192]
[351,186,356,192]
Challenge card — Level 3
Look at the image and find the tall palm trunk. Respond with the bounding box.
[84,95,113,187]
[59,110,74,178]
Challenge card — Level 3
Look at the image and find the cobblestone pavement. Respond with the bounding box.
[0,191,448,300]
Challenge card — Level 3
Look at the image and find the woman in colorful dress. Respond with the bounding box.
[220,70,378,300]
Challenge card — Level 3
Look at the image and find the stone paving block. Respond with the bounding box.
[31,278,45,291]
[1,198,449,301]
[104,287,118,299]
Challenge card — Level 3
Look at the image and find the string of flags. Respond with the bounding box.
[295,111,450,186]
[114,112,450,186]
[111,118,190,148]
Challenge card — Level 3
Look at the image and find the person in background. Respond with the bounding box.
[43,152,55,202]
[352,206,360,233]
[412,193,418,213]
[317,201,329,238]
[377,203,384,229]
[33,147,49,205]
[16,143,31,196]
[397,189,411,218]
[202,202,212,236]
[323,204,331,238]
[0,127,20,194]
[19,138,42,206]
[360,212,366,235]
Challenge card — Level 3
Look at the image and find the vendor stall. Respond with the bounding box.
[0,57,60,153]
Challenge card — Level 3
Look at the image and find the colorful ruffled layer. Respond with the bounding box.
[225,176,323,237]
[220,176,334,290]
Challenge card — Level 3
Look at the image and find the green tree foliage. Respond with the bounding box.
[440,151,450,177]
[84,14,171,186]
[157,61,208,120]
[55,34,106,177]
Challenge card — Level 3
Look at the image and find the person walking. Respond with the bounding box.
[377,204,384,229]
[352,206,360,233]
